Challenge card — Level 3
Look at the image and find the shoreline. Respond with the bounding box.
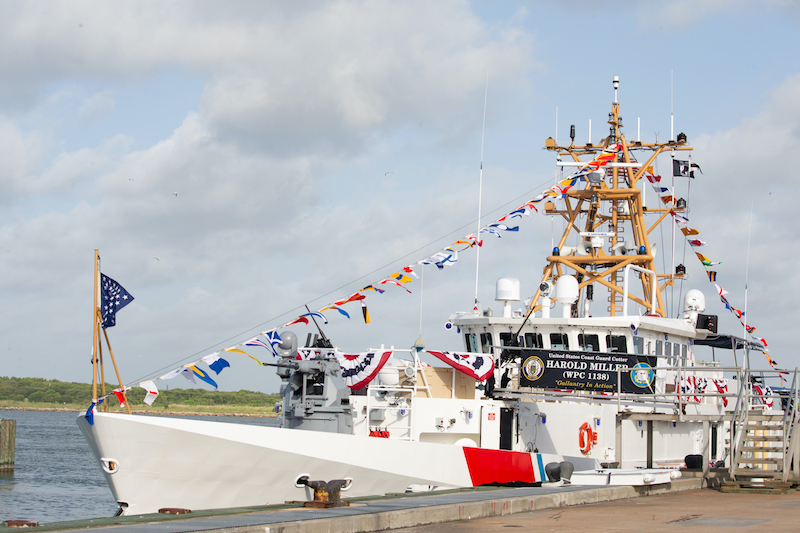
[0,406,277,418]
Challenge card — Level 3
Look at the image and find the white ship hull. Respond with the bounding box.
[78,412,552,516]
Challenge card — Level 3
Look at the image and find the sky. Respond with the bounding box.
[2,0,799,395]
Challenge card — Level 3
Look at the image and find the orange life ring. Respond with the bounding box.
[579,422,596,454]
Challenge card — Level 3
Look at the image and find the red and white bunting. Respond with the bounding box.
[426,350,494,381]
[336,351,393,390]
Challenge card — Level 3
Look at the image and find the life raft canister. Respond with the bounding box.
[579,422,597,454]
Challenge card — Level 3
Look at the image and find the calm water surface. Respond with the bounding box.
[0,410,277,524]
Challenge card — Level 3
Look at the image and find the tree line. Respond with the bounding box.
[0,376,280,407]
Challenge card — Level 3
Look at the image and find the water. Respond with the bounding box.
[0,410,278,524]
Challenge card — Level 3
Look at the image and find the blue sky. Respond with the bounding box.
[2,1,799,395]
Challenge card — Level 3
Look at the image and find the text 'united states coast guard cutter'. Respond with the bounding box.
[79,77,800,516]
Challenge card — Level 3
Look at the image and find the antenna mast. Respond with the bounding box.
[744,202,754,340]
[518,76,693,323]
[474,71,488,312]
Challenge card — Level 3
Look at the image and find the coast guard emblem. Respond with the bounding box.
[631,362,655,388]
[522,356,545,382]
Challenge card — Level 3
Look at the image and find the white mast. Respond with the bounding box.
[474,71,489,312]
[744,202,754,340]
[670,70,676,316]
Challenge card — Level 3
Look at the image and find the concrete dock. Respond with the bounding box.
[389,488,800,533]
[23,477,800,533]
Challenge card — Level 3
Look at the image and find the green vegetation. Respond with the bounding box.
[0,377,280,414]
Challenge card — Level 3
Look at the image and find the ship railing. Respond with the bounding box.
[363,348,434,441]
[363,385,414,440]
[656,363,742,417]
[783,369,800,481]
[729,372,749,479]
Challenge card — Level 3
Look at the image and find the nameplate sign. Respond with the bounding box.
[518,349,656,394]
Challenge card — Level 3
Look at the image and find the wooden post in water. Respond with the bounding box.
[0,419,16,472]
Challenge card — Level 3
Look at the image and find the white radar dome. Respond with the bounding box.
[555,275,579,304]
[496,276,521,302]
[684,289,706,313]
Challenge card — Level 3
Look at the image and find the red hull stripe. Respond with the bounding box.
[462,447,536,486]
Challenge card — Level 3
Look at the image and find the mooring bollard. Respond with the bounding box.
[0,419,16,472]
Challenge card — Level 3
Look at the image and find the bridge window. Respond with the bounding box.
[578,334,599,352]
[480,332,494,354]
[523,333,543,348]
[633,336,644,355]
[550,333,569,350]
[499,332,515,346]
[655,339,663,356]
[465,333,479,353]
[606,335,627,353]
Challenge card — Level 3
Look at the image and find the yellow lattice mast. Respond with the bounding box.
[524,78,693,319]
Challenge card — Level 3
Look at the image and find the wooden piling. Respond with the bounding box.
[0,419,16,472]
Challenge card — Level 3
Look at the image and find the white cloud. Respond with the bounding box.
[199,2,532,155]
[78,90,115,123]
[0,1,537,390]
[691,72,800,209]
[0,121,48,197]
[637,0,800,30]
[673,72,800,367]
[0,2,531,110]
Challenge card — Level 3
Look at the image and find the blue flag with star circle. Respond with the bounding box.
[100,273,134,329]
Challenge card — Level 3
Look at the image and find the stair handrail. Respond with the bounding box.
[782,368,800,482]
[729,369,750,480]
[780,368,795,462]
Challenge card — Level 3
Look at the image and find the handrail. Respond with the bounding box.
[725,367,800,482]
[782,368,800,481]
[729,370,749,480]
[781,369,796,455]
[622,264,657,316]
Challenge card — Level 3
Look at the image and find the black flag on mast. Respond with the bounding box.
[100,274,134,329]
[673,159,702,178]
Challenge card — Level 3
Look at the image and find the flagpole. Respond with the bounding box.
[102,329,132,415]
[97,313,107,412]
[474,70,488,313]
[91,250,99,403]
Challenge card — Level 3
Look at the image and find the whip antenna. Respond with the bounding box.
[474,71,488,313]
[744,201,754,340]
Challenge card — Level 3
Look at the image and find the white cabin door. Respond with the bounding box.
[480,405,501,449]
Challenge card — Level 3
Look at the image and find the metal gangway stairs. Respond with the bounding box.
[725,369,800,492]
